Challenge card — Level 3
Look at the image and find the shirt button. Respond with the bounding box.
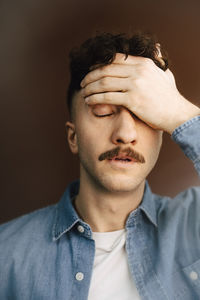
[190,271,198,280]
[77,225,85,233]
[75,272,84,281]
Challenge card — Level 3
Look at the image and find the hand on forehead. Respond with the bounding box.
[81,54,147,87]
[79,48,188,135]
[81,52,165,88]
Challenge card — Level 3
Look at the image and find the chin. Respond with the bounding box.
[98,173,145,193]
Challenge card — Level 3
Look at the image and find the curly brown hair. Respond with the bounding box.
[67,32,169,115]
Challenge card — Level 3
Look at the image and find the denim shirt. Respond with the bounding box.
[0,116,200,300]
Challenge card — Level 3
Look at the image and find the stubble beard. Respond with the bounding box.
[80,158,146,194]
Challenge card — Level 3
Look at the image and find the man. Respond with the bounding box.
[0,32,200,299]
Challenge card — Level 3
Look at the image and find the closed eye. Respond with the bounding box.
[91,104,117,117]
[94,113,114,118]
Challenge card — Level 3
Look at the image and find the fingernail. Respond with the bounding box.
[80,80,84,88]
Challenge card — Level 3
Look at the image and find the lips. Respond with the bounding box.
[107,154,136,169]
[109,155,135,162]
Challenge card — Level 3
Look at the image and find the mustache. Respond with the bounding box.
[98,146,145,163]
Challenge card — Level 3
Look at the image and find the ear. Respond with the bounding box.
[65,121,78,154]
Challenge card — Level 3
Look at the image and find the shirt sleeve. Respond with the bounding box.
[171,115,200,176]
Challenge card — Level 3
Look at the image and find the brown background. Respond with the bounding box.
[0,0,200,224]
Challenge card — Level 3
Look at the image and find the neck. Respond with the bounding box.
[74,170,145,233]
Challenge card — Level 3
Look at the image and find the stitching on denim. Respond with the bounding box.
[172,116,200,139]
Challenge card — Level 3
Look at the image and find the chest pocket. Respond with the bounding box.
[173,259,200,300]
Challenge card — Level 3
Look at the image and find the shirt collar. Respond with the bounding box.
[52,179,158,241]
[52,180,81,241]
[139,181,158,227]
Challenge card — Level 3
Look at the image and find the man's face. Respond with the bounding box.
[67,91,163,193]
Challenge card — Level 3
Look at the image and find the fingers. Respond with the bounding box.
[82,77,130,97]
[81,54,157,88]
[112,53,151,65]
[81,63,134,88]
[84,91,128,106]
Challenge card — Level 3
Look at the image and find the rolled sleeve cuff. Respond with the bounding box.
[171,115,200,174]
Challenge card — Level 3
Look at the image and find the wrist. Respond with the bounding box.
[168,101,200,135]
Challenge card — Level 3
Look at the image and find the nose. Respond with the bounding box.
[111,108,138,145]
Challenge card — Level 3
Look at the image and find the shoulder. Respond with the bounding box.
[0,205,59,297]
[0,204,56,247]
[156,185,200,212]
[155,186,200,233]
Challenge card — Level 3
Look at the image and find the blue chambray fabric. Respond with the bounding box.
[0,116,200,300]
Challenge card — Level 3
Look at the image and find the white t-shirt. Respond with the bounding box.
[88,229,141,300]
